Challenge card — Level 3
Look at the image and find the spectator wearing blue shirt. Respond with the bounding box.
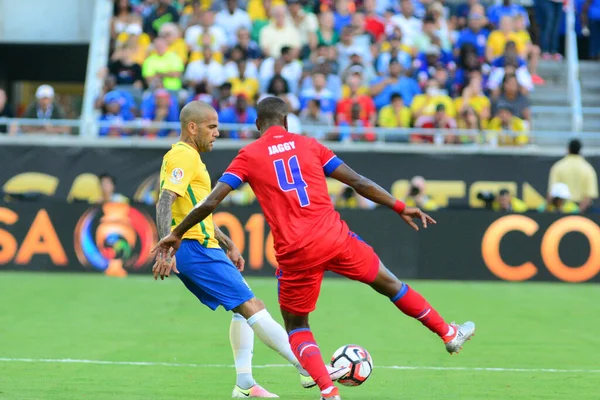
[454,0,482,29]
[299,72,338,116]
[455,12,490,58]
[141,89,179,137]
[413,45,456,87]
[334,0,354,34]
[584,0,600,59]
[99,91,135,137]
[487,0,530,28]
[369,59,421,110]
[218,94,258,139]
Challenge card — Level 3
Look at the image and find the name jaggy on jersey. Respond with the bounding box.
[268,141,296,155]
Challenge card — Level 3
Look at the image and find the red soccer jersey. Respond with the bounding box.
[219,127,350,270]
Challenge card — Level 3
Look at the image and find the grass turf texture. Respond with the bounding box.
[0,272,598,400]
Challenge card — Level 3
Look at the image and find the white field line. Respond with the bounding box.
[0,358,599,374]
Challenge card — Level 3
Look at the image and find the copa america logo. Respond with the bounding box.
[74,203,157,276]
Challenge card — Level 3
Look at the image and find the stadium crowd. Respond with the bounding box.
[93,0,564,144]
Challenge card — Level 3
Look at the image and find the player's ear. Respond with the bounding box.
[255,118,260,132]
[283,115,288,131]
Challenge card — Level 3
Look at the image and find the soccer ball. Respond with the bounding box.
[330,344,373,386]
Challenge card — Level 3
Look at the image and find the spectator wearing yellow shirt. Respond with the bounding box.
[492,188,528,212]
[457,106,483,144]
[142,37,185,90]
[259,5,302,58]
[156,23,188,64]
[538,183,580,214]
[454,69,491,123]
[229,59,260,101]
[116,23,151,65]
[548,139,599,212]
[410,79,456,120]
[487,103,528,146]
[486,15,527,61]
[378,93,412,129]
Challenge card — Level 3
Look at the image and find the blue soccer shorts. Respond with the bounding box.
[175,239,255,311]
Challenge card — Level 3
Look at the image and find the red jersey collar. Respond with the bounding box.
[263,126,288,137]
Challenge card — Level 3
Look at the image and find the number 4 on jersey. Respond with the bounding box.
[273,155,310,207]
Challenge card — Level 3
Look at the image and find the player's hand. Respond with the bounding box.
[400,207,437,231]
[151,248,179,280]
[227,247,245,272]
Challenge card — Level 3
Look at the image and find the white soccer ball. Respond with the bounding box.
[330,344,373,386]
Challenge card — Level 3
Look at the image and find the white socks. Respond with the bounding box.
[246,309,305,374]
[230,313,256,390]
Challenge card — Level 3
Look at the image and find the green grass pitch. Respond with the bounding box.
[0,272,599,400]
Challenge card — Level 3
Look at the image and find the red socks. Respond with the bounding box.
[391,283,450,338]
[288,328,333,391]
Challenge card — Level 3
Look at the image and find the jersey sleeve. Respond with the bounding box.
[313,139,344,176]
[161,149,199,197]
[219,150,249,190]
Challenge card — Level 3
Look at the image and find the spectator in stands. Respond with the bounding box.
[487,0,529,28]
[455,11,490,59]
[370,59,421,110]
[99,173,129,204]
[376,28,412,74]
[350,12,376,57]
[539,0,564,60]
[334,0,354,34]
[413,103,458,143]
[378,92,412,129]
[259,46,302,94]
[261,75,300,113]
[226,46,259,80]
[513,14,542,83]
[414,44,454,88]
[363,0,386,42]
[338,103,376,142]
[142,89,179,137]
[455,69,491,123]
[486,15,527,61]
[314,11,339,49]
[337,26,361,72]
[411,79,456,120]
[299,99,333,139]
[112,0,137,39]
[183,45,226,90]
[189,81,214,104]
[413,14,451,53]
[158,22,188,63]
[457,106,483,143]
[389,0,423,47]
[116,22,150,65]
[215,82,235,112]
[22,85,70,135]
[429,2,452,46]
[288,0,318,57]
[300,72,337,117]
[0,88,16,135]
[99,91,135,137]
[492,73,531,122]
[493,188,528,212]
[142,37,184,90]
[487,103,528,145]
[109,42,144,89]
[488,42,533,95]
[228,58,260,101]
[144,0,179,37]
[259,5,301,58]
[548,139,598,213]
[185,10,228,53]
[538,182,580,213]
[455,0,482,29]
[583,0,600,60]
[236,27,262,61]
[404,176,439,211]
[336,74,377,126]
[179,0,202,30]
[216,0,252,47]
[341,50,377,86]
[219,94,258,138]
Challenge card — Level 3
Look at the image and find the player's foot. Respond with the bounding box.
[444,321,476,354]
[320,386,341,399]
[232,384,279,398]
[300,365,351,389]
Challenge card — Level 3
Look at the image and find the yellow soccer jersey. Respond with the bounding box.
[159,142,219,248]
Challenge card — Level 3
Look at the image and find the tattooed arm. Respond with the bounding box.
[156,189,178,239]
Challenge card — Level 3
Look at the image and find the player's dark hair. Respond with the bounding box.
[256,97,288,131]
[569,139,582,155]
[99,173,115,184]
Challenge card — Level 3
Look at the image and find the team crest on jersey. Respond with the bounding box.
[171,168,184,183]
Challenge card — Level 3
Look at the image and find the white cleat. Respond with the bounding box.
[232,384,279,398]
[320,396,342,400]
[300,365,351,389]
[445,321,476,354]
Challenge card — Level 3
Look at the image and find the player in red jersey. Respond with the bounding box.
[153,97,476,400]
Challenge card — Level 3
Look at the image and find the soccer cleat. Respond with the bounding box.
[444,321,476,354]
[300,365,351,389]
[320,386,341,399]
[232,384,279,398]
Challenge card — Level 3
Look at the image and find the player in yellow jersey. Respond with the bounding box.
[153,101,348,398]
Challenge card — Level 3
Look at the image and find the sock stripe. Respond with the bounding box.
[288,327,311,336]
[246,309,269,327]
[299,343,319,357]
[416,309,431,320]
[390,283,409,303]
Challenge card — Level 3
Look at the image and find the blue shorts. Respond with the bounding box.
[175,239,254,311]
